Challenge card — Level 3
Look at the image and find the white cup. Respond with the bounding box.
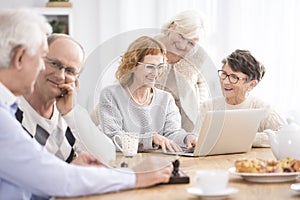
[113,132,139,157]
[194,170,229,194]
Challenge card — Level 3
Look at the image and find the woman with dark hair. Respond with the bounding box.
[201,49,286,147]
[98,36,197,153]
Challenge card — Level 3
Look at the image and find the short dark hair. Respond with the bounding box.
[222,49,265,82]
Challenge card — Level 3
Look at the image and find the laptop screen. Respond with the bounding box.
[193,109,265,156]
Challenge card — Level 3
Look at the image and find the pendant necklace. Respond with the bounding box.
[126,87,150,106]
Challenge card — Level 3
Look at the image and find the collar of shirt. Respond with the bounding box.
[0,82,18,110]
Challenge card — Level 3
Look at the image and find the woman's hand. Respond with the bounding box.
[184,134,198,150]
[152,133,182,153]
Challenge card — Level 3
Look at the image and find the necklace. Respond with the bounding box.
[126,87,150,106]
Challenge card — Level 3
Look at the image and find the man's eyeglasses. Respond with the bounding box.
[138,62,168,74]
[218,70,247,84]
[44,57,79,77]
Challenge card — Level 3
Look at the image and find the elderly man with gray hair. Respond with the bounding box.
[16,33,116,165]
[0,8,172,200]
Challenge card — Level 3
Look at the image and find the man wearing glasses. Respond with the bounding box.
[200,49,286,147]
[16,33,115,165]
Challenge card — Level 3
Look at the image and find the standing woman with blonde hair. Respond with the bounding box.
[156,10,221,133]
[98,36,197,152]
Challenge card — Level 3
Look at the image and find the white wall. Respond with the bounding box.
[0,0,100,56]
[71,0,100,56]
[1,0,299,116]
[0,0,45,7]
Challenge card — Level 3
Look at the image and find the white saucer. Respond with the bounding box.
[291,183,300,192]
[187,187,238,199]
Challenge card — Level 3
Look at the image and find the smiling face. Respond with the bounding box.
[164,24,198,62]
[34,37,83,100]
[220,63,257,105]
[132,54,165,88]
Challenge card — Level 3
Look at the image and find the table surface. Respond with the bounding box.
[55,148,300,200]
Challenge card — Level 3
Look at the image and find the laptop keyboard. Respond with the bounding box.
[166,147,195,154]
[183,147,195,153]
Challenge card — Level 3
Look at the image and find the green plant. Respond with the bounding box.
[49,20,68,34]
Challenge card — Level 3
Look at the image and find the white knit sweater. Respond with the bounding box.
[98,84,190,150]
[201,96,287,147]
[156,44,222,133]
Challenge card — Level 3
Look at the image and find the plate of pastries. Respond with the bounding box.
[229,157,300,182]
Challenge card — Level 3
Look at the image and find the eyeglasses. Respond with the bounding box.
[175,33,196,47]
[218,70,247,84]
[138,62,168,74]
[44,57,79,77]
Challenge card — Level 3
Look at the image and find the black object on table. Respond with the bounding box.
[168,159,190,184]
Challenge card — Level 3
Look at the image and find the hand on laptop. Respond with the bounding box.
[184,134,198,150]
[152,133,182,153]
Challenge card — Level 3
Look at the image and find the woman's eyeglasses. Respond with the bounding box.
[218,70,247,84]
[138,62,168,74]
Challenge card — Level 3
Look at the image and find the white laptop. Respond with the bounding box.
[168,109,265,157]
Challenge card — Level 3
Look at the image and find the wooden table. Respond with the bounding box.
[55,148,300,200]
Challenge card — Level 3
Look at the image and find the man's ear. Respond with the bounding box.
[75,78,79,88]
[11,45,27,70]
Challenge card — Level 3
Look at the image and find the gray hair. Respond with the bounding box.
[222,49,266,82]
[47,33,85,71]
[161,10,205,41]
[47,33,85,65]
[0,9,52,68]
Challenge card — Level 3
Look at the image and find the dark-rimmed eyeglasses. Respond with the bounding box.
[44,57,79,77]
[138,62,168,74]
[218,70,247,84]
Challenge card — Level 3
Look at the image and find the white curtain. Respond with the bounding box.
[94,0,300,115]
[209,0,300,117]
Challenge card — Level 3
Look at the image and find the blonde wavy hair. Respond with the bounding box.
[115,36,167,86]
